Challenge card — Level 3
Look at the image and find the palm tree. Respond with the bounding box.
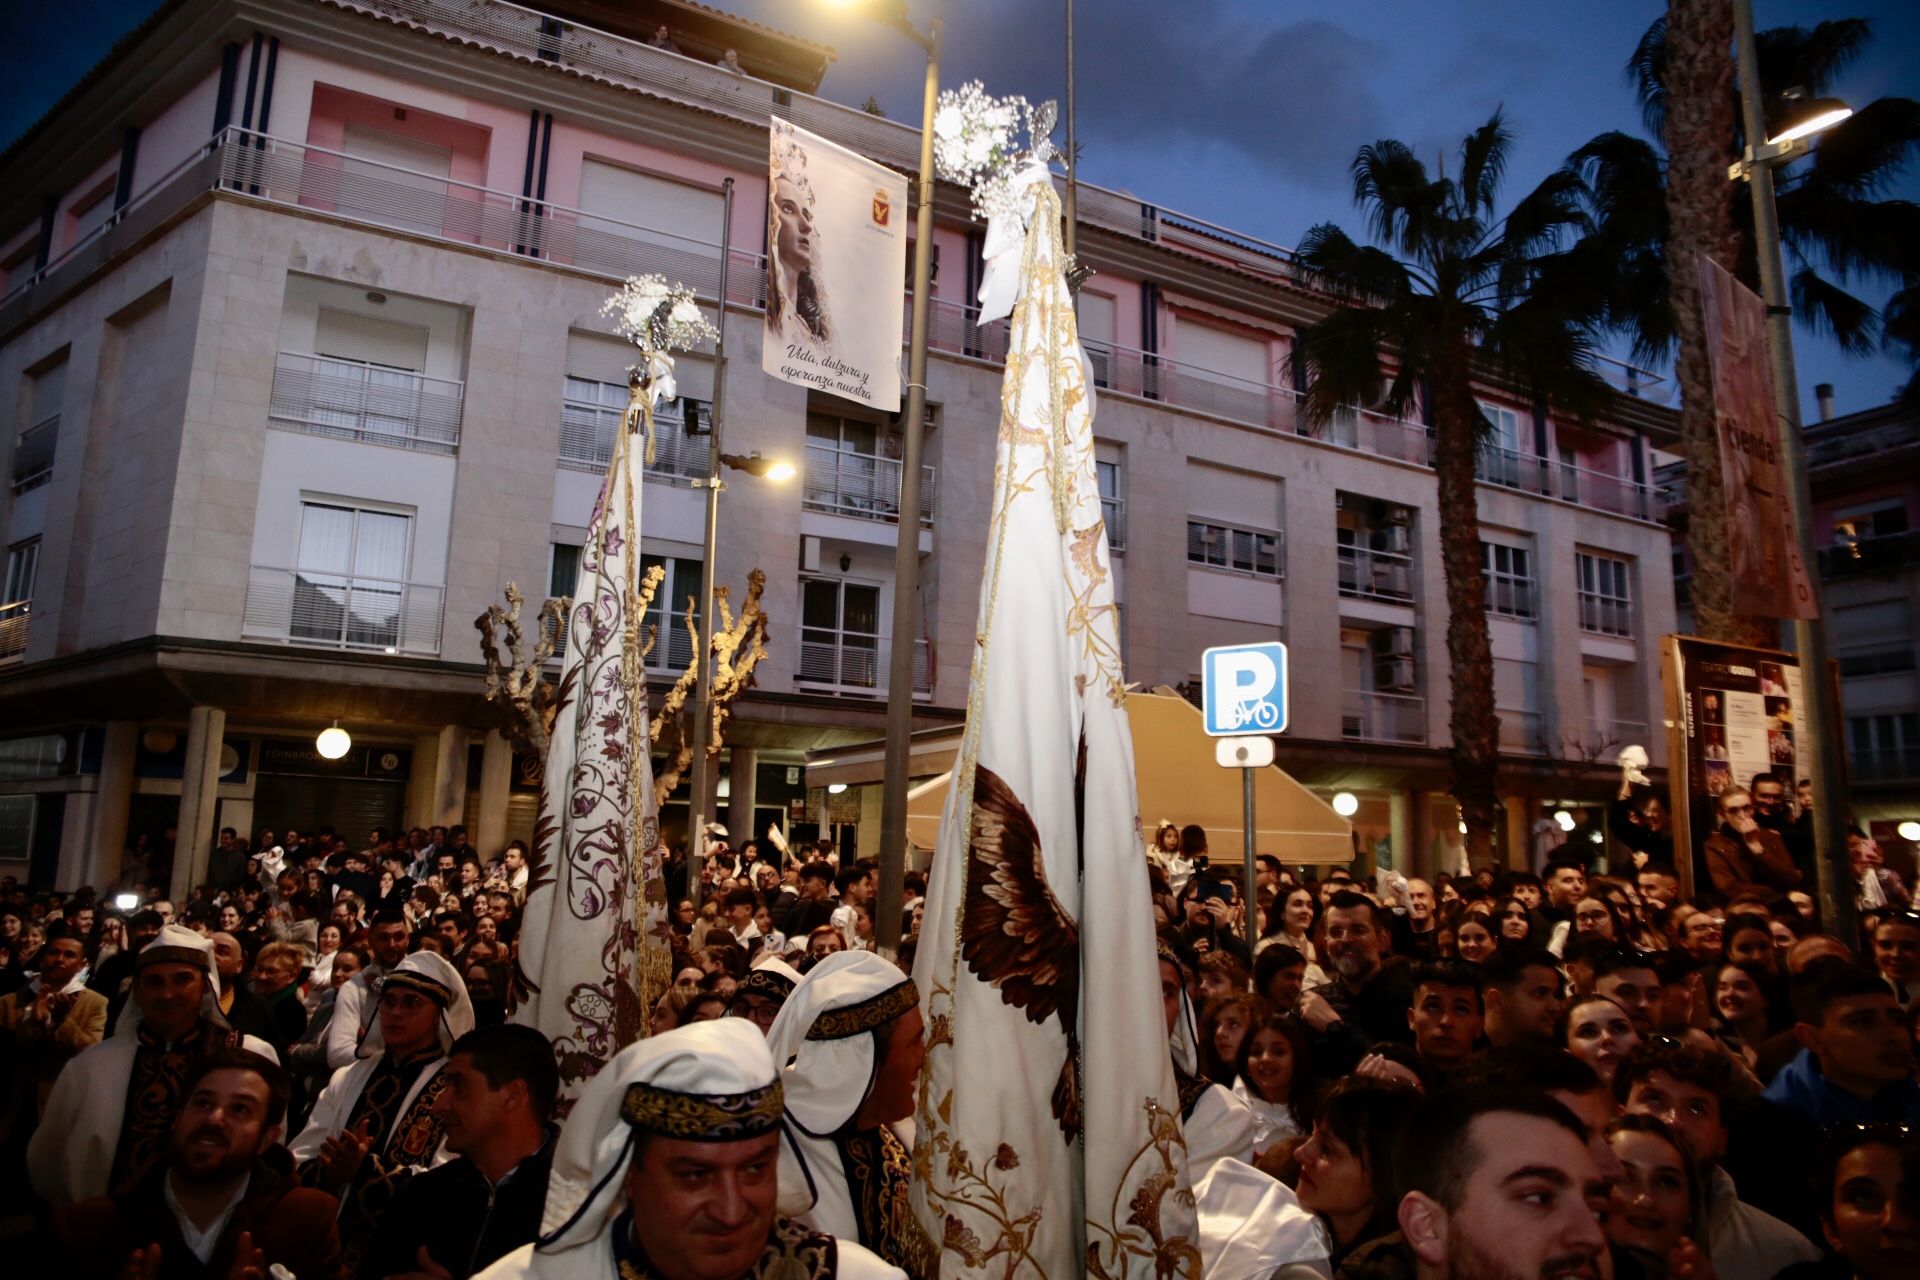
[1573,15,1920,417]
[1292,113,1610,866]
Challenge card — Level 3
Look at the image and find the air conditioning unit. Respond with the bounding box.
[923,403,939,430]
[1335,493,1347,511]
[1373,655,1417,692]
[800,536,822,574]
[1372,626,1415,659]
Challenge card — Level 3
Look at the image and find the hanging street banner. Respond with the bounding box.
[763,118,907,411]
[1696,255,1817,619]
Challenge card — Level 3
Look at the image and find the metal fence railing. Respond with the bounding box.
[796,629,931,697]
[557,399,710,481]
[269,351,463,453]
[1337,546,1415,601]
[9,416,56,494]
[0,601,27,661]
[802,443,936,525]
[1341,690,1426,744]
[1499,708,1547,756]
[242,565,444,655]
[1101,494,1126,551]
[1578,591,1634,637]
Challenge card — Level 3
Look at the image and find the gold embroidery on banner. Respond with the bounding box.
[620,1079,784,1140]
[805,979,920,1040]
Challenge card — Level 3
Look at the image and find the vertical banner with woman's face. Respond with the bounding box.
[1696,255,1817,619]
[763,119,907,411]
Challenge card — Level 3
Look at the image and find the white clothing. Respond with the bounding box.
[166,1171,250,1264]
[28,1031,142,1205]
[1230,1077,1303,1156]
[1184,1080,1257,1179]
[474,1235,905,1280]
[1702,1166,1819,1279]
[323,963,387,1069]
[1194,1158,1331,1280]
[288,1053,451,1178]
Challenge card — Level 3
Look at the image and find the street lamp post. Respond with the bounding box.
[686,179,798,909]
[830,0,940,954]
[1729,0,1856,939]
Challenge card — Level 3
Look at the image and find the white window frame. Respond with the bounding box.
[640,554,704,674]
[1576,551,1633,637]
[1097,457,1125,551]
[4,538,39,605]
[1481,541,1536,620]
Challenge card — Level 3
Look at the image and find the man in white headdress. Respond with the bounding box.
[290,948,475,1274]
[728,956,802,1035]
[476,1019,902,1279]
[764,951,933,1278]
[29,923,241,1206]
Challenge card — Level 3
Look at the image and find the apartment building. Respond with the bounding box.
[0,0,1678,891]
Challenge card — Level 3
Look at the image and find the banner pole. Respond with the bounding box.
[1243,766,1257,975]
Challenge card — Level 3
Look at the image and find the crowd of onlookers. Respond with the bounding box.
[0,792,1915,1278]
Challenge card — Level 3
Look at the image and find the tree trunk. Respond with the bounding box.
[1664,0,1774,647]
[1431,326,1500,870]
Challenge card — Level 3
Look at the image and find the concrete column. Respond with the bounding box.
[56,792,96,890]
[171,706,227,901]
[726,746,759,846]
[475,730,513,857]
[407,732,440,829]
[1389,790,1413,877]
[432,724,468,830]
[91,720,137,886]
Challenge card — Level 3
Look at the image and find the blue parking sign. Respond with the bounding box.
[1201,642,1289,737]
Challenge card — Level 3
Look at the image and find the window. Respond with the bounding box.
[1834,600,1915,678]
[338,124,452,235]
[1097,458,1125,550]
[559,332,710,479]
[291,502,412,649]
[1849,712,1920,781]
[549,543,582,598]
[575,160,725,277]
[640,555,702,673]
[1576,552,1633,636]
[0,794,34,862]
[12,360,64,495]
[1481,541,1536,619]
[1188,519,1283,578]
[3,538,38,605]
[1478,402,1524,452]
[805,414,916,522]
[798,577,884,691]
[1832,500,1910,548]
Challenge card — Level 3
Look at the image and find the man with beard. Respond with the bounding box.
[1480,947,1565,1050]
[324,907,412,1069]
[1750,772,1814,882]
[0,932,107,1122]
[1591,949,1662,1038]
[30,925,240,1206]
[1394,1087,1609,1280]
[1297,891,1414,1077]
[51,1050,342,1279]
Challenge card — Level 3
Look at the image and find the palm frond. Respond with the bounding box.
[1351,139,1445,259]
[1628,15,1668,138]
[1291,307,1387,430]
[1803,97,1920,200]
[1756,19,1874,101]
[1458,111,1511,219]
[1775,189,1920,284]
[1296,222,1417,302]
[1790,267,1881,356]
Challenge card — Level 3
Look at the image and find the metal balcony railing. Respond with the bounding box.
[639,608,699,674]
[796,629,931,698]
[1337,546,1415,601]
[1819,531,1920,579]
[243,565,444,655]
[1851,747,1920,782]
[1101,494,1126,551]
[1341,690,1426,744]
[1558,460,1663,521]
[1499,708,1547,756]
[1591,718,1649,748]
[0,601,27,661]
[10,416,56,494]
[1578,592,1634,637]
[1477,444,1554,496]
[1485,575,1539,621]
[558,399,709,481]
[802,443,936,525]
[269,351,464,453]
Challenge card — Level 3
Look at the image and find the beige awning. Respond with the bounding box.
[904,691,1354,863]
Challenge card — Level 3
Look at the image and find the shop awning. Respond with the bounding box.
[903,691,1354,864]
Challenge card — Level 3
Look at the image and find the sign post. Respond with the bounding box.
[1203,642,1289,976]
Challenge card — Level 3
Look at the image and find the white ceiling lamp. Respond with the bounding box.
[1899,820,1920,843]
[1554,810,1576,832]
[827,782,849,795]
[1331,792,1359,817]
[315,722,353,760]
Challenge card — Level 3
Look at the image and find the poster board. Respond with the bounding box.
[1661,634,1809,898]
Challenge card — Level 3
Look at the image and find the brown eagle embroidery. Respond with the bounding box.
[961,762,1082,1141]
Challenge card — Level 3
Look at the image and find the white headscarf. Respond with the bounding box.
[355,950,475,1059]
[764,951,917,1139]
[537,1019,782,1259]
[113,924,226,1039]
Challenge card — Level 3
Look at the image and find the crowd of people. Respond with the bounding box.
[0,792,1914,1279]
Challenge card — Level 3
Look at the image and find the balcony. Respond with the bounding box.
[10,416,55,494]
[796,628,931,699]
[1485,576,1538,621]
[1852,747,1920,783]
[1499,708,1547,756]
[1819,531,1920,579]
[1477,445,1554,497]
[242,565,444,656]
[1337,546,1414,602]
[1558,460,1663,522]
[1342,690,1426,744]
[558,397,710,482]
[802,443,935,525]
[269,351,463,454]
[0,600,26,662]
[1577,592,1633,637]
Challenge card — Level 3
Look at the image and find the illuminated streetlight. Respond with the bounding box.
[1331,792,1359,818]
[1555,810,1576,833]
[316,723,352,760]
[827,782,849,795]
[1899,821,1920,843]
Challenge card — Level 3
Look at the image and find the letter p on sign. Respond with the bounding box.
[1201,642,1289,736]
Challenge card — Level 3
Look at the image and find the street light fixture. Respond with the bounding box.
[821,0,941,954]
[1729,0,1854,938]
[315,722,352,760]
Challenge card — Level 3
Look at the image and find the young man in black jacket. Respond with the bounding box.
[361,1024,559,1280]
